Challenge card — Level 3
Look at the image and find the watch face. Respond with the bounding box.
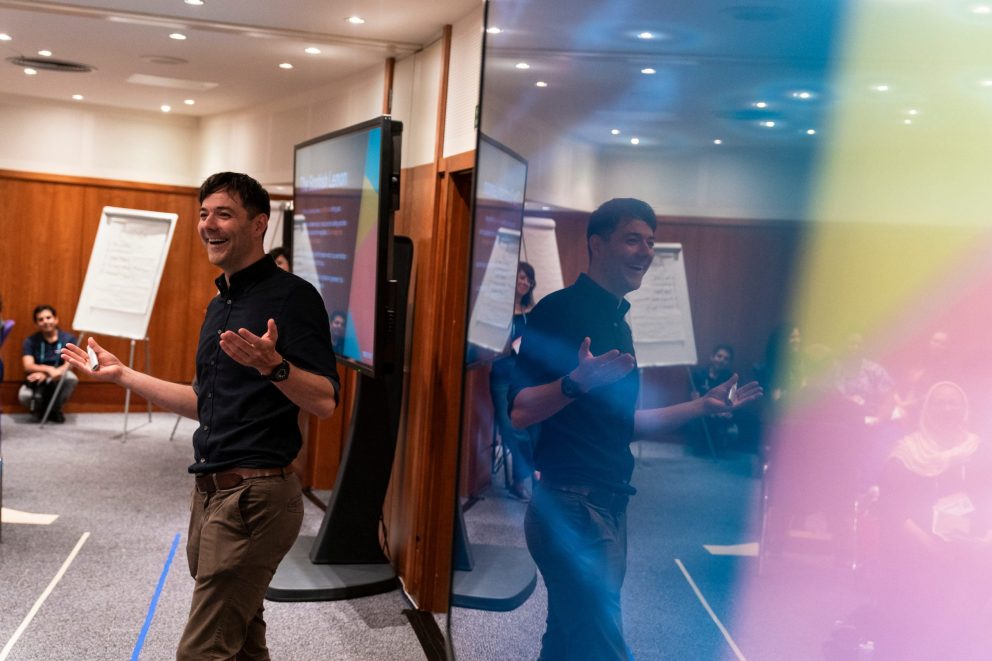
[270,360,290,382]
[561,375,581,398]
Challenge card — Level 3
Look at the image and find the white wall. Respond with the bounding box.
[595,146,814,220]
[0,93,199,186]
[443,6,484,159]
[197,66,386,186]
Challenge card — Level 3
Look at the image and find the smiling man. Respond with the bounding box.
[62,172,339,660]
[509,198,761,660]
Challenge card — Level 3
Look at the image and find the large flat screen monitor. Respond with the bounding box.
[465,134,529,365]
[291,116,402,377]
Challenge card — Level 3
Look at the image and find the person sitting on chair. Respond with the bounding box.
[18,304,78,423]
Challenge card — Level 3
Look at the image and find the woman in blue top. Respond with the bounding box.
[490,262,538,500]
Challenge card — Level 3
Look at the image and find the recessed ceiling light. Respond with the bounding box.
[169,32,187,40]
[713,139,723,144]
[760,120,776,128]
[872,84,890,92]
[907,108,918,115]
[346,16,365,24]
[515,62,530,69]
[71,94,84,101]
[38,50,52,57]
[24,68,37,76]
[791,91,813,100]
[637,32,654,39]
[806,129,816,135]
[630,137,640,145]
[184,99,195,105]
[982,80,992,87]
[304,47,321,55]
[611,129,620,135]
[184,0,204,5]
[754,101,768,108]
[161,104,172,112]
[535,81,548,87]
[486,26,502,34]
[904,119,912,125]
[0,33,12,41]
[641,67,656,75]
[279,62,294,69]
[972,4,992,14]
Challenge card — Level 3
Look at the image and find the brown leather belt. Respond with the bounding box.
[194,467,290,493]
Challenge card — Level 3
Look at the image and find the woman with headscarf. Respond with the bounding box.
[875,381,992,660]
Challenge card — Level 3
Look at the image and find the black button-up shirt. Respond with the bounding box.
[509,273,639,490]
[191,256,339,474]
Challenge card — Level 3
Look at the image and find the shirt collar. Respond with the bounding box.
[215,255,278,298]
[575,273,631,317]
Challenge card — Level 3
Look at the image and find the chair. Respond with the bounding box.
[758,398,867,571]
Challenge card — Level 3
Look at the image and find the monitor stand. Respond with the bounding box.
[449,499,537,611]
[267,237,412,602]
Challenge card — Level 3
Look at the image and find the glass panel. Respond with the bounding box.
[452,2,992,660]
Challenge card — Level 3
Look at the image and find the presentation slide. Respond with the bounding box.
[294,126,382,368]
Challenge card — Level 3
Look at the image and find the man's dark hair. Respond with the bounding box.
[330,310,347,323]
[199,172,271,220]
[33,304,57,321]
[268,246,289,262]
[586,198,657,241]
[713,344,735,360]
[518,261,537,309]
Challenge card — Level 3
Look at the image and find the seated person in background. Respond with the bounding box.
[330,310,347,356]
[876,381,992,660]
[836,331,895,421]
[268,246,291,272]
[18,305,78,423]
[893,329,957,424]
[689,344,738,453]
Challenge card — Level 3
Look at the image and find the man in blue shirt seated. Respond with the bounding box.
[19,304,78,423]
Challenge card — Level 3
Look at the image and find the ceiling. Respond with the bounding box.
[0,0,479,117]
[481,0,845,151]
[480,0,992,151]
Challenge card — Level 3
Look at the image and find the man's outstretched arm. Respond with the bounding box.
[62,338,198,419]
[634,374,762,438]
[511,336,636,429]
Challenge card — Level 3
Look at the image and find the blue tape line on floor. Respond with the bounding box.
[131,533,181,661]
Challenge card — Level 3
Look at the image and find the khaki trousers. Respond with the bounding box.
[177,473,304,661]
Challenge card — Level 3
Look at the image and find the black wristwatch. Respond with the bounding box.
[266,358,291,382]
[561,374,584,398]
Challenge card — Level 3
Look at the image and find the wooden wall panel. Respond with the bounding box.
[0,170,209,412]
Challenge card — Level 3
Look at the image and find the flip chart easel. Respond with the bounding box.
[71,207,178,438]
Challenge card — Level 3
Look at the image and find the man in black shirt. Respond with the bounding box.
[63,172,339,660]
[510,198,760,660]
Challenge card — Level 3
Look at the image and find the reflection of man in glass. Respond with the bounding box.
[510,198,761,660]
[330,310,346,355]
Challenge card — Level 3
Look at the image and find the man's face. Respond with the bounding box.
[589,218,655,296]
[198,190,267,275]
[711,348,732,372]
[34,310,58,334]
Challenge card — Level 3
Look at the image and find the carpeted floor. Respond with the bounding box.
[1,413,880,660]
[451,441,875,660]
[0,412,428,661]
